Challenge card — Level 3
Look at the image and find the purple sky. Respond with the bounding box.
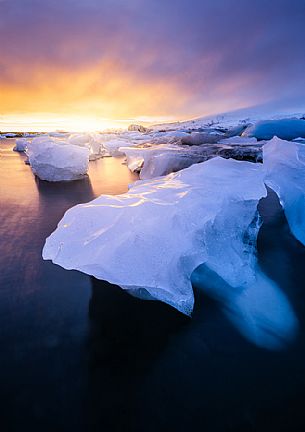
[0,0,304,129]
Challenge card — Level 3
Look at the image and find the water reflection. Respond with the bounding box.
[191,189,300,350]
[86,278,188,430]
[88,277,187,370]
[192,265,298,350]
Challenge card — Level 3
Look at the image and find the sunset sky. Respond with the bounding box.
[1,0,305,131]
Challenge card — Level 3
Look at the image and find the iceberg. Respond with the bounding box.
[243,119,305,141]
[43,157,267,314]
[13,138,29,152]
[263,137,305,246]
[27,137,89,182]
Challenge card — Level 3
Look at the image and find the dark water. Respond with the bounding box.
[1,139,305,432]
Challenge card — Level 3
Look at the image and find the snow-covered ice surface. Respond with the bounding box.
[27,137,89,181]
[43,157,267,315]
[264,137,305,246]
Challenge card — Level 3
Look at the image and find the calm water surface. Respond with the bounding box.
[1,138,305,431]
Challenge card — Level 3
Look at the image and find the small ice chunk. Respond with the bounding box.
[13,138,29,152]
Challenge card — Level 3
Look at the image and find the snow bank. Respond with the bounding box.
[27,137,89,181]
[243,119,305,141]
[264,137,305,245]
[43,157,266,314]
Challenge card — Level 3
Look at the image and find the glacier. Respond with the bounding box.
[43,157,267,315]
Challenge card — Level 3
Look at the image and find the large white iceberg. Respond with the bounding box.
[263,137,305,246]
[43,157,267,314]
[27,137,90,182]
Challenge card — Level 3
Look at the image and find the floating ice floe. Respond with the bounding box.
[243,118,305,141]
[263,137,305,246]
[43,157,267,314]
[13,138,29,152]
[27,137,89,181]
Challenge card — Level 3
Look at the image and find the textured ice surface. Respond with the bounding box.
[244,119,305,141]
[120,144,208,179]
[122,140,263,179]
[264,137,305,245]
[100,138,134,156]
[27,137,89,181]
[43,157,266,314]
[13,138,29,152]
[67,133,105,160]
